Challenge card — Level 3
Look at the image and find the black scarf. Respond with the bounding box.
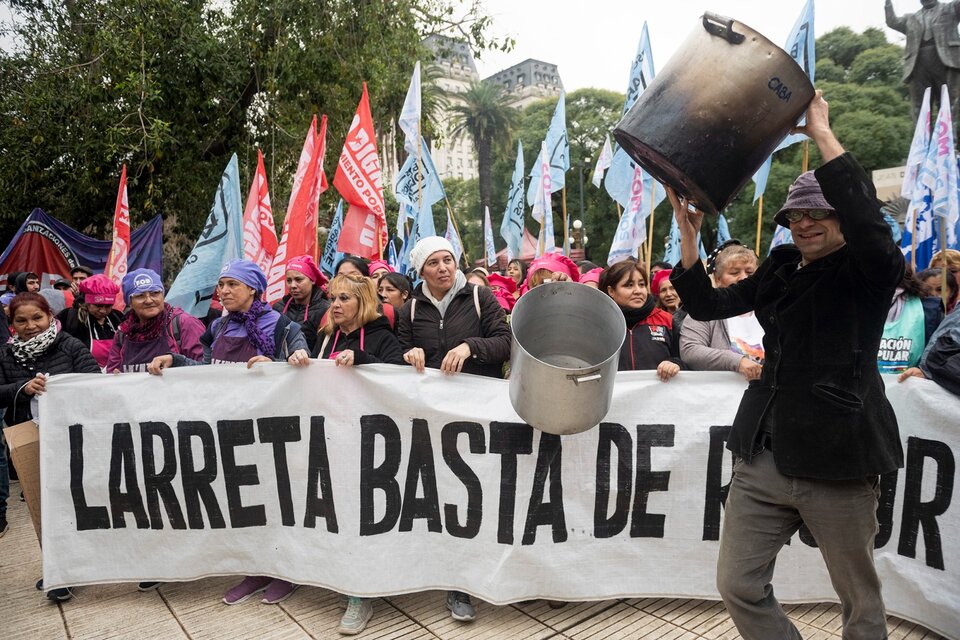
[619,295,656,328]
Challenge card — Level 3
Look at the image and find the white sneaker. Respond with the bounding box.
[338,597,373,635]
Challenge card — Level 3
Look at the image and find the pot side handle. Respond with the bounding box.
[702,12,745,45]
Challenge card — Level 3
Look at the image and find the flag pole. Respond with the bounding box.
[940,218,949,309]
[645,190,656,273]
[444,196,470,266]
[755,196,764,256]
[562,187,569,256]
[616,202,622,219]
[910,205,917,271]
[802,140,810,173]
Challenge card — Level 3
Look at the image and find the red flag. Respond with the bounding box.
[265,116,328,304]
[105,164,130,308]
[333,83,387,259]
[242,149,278,275]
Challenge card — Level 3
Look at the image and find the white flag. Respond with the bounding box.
[903,87,932,200]
[592,135,614,188]
[398,62,421,157]
[531,142,556,256]
[483,206,497,267]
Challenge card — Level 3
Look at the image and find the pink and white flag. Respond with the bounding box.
[242,149,278,275]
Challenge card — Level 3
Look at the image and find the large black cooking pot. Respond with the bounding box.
[612,13,815,215]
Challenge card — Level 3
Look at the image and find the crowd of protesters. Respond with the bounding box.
[2,102,960,638]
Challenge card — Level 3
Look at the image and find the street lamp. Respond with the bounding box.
[569,219,587,250]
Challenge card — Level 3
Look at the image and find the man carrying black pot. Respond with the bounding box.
[667,90,903,639]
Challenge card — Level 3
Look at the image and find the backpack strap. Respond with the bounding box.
[410,298,417,323]
[473,285,481,319]
[318,332,331,359]
[168,313,182,355]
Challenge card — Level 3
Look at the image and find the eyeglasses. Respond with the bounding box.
[783,209,833,223]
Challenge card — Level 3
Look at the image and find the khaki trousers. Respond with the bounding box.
[716,449,887,640]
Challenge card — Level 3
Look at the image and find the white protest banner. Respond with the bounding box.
[39,368,959,638]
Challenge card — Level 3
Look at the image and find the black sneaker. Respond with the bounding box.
[0,515,8,537]
[46,587,72,602]
[138,581,162,592]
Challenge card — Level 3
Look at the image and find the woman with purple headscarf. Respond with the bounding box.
[145,259,309,606]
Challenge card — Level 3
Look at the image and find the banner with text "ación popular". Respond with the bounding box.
[39,368,958,639]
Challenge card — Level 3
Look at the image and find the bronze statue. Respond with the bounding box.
[885,0,960,121]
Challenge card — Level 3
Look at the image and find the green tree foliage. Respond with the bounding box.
[849,46,904,86]
[0,0,507,272]
[449,81,517,219]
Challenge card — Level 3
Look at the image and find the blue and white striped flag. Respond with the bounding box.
[500,141,525,260]
[167,154,244,317]
[903,88,932,200]
[527,93,569,205]
[919,85,959,251]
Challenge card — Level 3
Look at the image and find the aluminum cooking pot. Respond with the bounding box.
[509,282,625,435]
[612,12,815,215]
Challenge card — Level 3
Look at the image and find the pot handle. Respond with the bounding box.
[702,13,745,45]
[569,373,602,385]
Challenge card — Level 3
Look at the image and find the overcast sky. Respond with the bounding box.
[469,0,912,92]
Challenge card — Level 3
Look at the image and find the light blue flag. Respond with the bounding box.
[526,92,569,205]
[167,154,244,317]
[752,0,816,200]
[398,62,421,157]
[414,200,436,239]
[772,0,816,152]
[444,213,463,262]
[660,217,707,264]
[607,166,648,265]
[500,141,525,260]
[605,24,664,214]
[663,217,681,266]
[768,225,795,255]
[484,206,497,266]
[395,137,446,210]
[622,22,655,117]
[319,199,346,276]
[717,214,732,245]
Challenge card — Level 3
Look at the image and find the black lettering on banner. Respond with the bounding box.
[108,423,149,529]
[140,422,186,530]
[522,433,567,545]
[178,421,225,529]
[217,419,266,528]
[441,422,485,539]
[489,421,534,544]
[304,417,338,532]
[359,415,401,536]
[702,425,732,541]
[69,424,110,531]
[399,419,442,532]
[257,416,301,527]
[594,423,633,539]
[875,471,899,549]
[631,424,674,538]
[898,437,954,570]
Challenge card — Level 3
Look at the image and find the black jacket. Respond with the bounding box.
[273,287,330,352]
[398,283,512,378]
[671,153,904,480]
[314,315,404,364]
[0,332,100,424]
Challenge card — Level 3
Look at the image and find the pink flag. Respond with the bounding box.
[333,84,387,259]
[265,115,329,304]
[242,149,278,275]
[105,164,130,307]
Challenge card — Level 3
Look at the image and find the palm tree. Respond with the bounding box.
[449,81,517,217]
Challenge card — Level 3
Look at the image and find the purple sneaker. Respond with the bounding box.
[261,579,298,604]
[222,576,272,605]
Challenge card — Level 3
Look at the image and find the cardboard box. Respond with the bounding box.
[3,420,41,541]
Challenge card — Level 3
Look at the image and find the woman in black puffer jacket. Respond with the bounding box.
[0,292,99,603]
[314,274,403,365]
